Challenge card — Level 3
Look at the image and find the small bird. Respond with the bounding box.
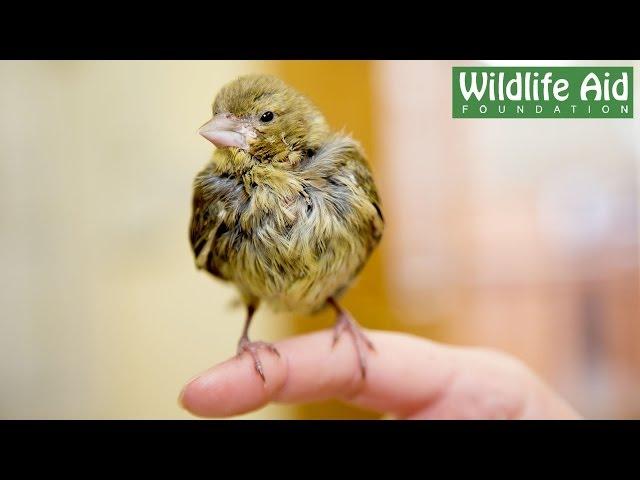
[191,74,384,381]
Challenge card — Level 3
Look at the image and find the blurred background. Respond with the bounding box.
[0,60,638,419]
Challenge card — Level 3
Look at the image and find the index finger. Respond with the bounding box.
[179,329,458,418]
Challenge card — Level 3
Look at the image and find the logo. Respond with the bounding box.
[453,67,633,118]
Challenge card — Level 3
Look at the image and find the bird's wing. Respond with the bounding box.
[344,144,385,244]
[189,166,238,281]
[304,136,384,244]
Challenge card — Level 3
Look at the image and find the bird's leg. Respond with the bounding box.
[328,297,375,379]
[236,304,280,382]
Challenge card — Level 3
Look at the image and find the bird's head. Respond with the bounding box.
[199,75,329,163]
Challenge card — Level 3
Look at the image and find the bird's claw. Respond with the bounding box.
[236,338,280,382]
[332,312,375,379]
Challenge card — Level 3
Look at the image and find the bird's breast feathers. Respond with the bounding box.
[190,135,383,313]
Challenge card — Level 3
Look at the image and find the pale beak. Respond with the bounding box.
[198,113,257,151]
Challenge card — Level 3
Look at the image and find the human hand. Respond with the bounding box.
[179,330,581,419]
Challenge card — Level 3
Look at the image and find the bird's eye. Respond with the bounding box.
[260,111,274,122]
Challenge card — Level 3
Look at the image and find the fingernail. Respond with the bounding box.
[177,374,203,409]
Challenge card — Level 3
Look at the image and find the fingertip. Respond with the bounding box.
[179,351,288,418]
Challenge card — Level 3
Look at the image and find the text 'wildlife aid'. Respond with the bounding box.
[452,67,634,118]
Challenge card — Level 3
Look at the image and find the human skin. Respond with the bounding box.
[179,330,582,419]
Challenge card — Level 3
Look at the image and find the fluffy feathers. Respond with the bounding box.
[191,132,383,313]
[190,74,384,379]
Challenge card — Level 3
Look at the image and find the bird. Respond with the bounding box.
[190,74,384,381]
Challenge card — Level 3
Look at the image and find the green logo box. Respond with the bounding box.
[452,67,634,118]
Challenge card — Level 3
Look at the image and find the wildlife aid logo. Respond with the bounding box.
[452,67,634,118]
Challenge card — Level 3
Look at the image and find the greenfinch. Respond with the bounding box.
[191,74,384,381]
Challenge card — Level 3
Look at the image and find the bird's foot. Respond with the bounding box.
[332,311,375,379]
[236,336,280,382]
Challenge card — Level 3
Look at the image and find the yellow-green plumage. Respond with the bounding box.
[190,74,383,378]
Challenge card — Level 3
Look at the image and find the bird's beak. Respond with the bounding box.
[198,113,257,151]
